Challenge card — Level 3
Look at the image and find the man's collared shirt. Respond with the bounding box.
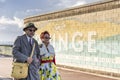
[26,35,33,45]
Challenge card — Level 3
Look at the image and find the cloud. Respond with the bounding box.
[0,16,23,42]
[26,8,42,13]
[72,1,86,7]
[15,8,42,18]
[0,25,23,42]
[0,16,24,28]
[57,0,86,8]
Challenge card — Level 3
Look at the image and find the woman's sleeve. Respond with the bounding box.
[53,56,56,65]
[51,45,56,65]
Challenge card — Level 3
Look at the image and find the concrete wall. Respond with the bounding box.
[0,46,12,55]
[24,0,120,76]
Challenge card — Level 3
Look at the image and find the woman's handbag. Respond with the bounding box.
[11,43,35,79]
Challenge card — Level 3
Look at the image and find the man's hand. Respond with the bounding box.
[27,57,33,64]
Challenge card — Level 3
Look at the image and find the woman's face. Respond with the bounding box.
[43,33,50,44]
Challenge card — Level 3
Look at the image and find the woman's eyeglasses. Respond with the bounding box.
[44,36,51,39]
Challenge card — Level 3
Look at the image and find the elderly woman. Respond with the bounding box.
[39,31,61,80]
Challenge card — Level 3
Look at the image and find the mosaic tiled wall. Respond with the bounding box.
[25,0,120,73]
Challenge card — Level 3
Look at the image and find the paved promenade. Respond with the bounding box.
[0,57,119,80]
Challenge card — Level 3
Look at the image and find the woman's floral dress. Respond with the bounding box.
[39,43,61,80]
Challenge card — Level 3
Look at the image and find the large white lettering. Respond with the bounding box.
[51,31,97,53]
[72,32,83,52]
[88,31,96,52]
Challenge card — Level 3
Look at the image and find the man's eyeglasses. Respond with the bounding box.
[28,29,36,32]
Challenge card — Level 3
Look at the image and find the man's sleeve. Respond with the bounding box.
[12,36,28,62]
[35,41,40,59]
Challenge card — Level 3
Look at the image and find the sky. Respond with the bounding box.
[0,0,101,44]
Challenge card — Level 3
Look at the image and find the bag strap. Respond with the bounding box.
[27,43,35,66]
[30,43,35,57]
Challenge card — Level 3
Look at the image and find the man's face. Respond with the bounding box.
[25,28,36,37]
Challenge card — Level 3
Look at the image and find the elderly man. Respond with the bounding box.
[12,23,40,80]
